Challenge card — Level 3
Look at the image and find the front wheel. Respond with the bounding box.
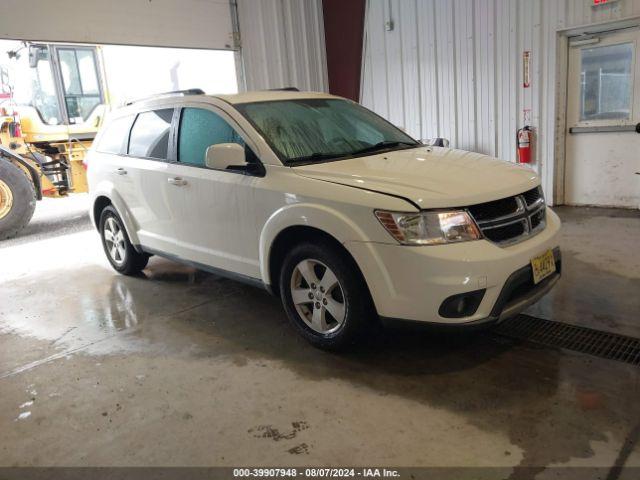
[99,206,149,275]
[279,241,374,350]
[0,160,36,241]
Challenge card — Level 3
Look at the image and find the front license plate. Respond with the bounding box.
[531,249,556,284]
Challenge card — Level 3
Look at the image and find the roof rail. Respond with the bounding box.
[266,87,300,92]
[124,88,204,106]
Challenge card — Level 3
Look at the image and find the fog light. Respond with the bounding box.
[438,289,486,318]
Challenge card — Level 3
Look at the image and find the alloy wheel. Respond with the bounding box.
[290,258,346,334]
[103,217,127,266]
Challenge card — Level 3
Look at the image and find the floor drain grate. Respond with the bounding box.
[492,314,640,366]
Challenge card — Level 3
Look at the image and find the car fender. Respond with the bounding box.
[90,181,141,248]
[258,202,373,286]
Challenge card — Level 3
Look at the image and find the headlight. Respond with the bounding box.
[375,210,482,245]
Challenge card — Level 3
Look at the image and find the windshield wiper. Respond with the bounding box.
[288,141,419,165]
[350,140,418,156]
[288,152,351,164]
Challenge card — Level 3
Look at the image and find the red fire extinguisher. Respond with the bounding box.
[517,126,532,164]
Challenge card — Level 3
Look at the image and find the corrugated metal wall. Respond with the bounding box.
[361,0,640,202]
[237,0,328,92]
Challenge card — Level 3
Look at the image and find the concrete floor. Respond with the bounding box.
[1,196,639,475]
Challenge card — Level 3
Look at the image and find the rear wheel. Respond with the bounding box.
[279,241,374,350]
[0,160,37,241]
[99,206,149,275]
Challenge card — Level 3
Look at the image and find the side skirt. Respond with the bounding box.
[139,246,273,294]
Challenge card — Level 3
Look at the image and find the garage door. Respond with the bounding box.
[0,0,234,50]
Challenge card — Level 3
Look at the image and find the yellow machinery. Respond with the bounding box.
[0,42,108,239]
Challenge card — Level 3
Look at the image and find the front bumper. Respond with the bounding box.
[346,207,561,325]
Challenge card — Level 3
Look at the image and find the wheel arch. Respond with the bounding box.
[92,195,112,229]
[268,225,372,298]
[260,203,374,295]
[0,147,42,200]
[91,188,142,250]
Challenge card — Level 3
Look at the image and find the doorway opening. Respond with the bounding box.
[563,25,640,209]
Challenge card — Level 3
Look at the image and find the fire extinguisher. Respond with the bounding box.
[517,126,532,164]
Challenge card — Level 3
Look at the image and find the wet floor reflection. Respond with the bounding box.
[71,260,638,472]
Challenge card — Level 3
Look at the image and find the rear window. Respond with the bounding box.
[128,109,174,159]
[96,115,134,154]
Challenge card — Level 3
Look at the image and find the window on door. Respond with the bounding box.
[178,108,244,166]
[580,42,634,121]
[57,48,103,123]
[96,115,135,154]
[128,109,173,159]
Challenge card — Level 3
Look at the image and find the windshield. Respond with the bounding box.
[235,99,419,164]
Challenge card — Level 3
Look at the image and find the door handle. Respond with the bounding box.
[115,168,127,175]
[167,177,188,186]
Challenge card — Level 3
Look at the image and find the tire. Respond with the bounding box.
[279,241,374,350]
[99,206,149,275]
[0,160,37,241]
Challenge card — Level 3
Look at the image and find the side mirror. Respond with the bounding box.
[422,137,450,148]
[205,143,246,170]
[28,45,47,68]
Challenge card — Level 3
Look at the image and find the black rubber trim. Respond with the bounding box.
[489,247,561,318]
[140,246,269,292]
[379,313,499,332]
[438,289,486,318]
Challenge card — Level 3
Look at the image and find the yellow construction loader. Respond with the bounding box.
[0,42,108,239]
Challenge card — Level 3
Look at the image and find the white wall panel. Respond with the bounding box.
[361,0,640,203]
[0,0,233,50]
[237,0,328,92]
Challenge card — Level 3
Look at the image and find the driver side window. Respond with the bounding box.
[178,108,245,167]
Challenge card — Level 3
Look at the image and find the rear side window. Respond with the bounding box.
[96,116,134,154]
[178,108,244,166]
[128,109,174,159]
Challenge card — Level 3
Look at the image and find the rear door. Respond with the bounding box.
[565,27,640,208]
[122,108,176,251]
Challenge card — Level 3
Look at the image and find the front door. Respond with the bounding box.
[565,27,640,208]
[160,106,261,278]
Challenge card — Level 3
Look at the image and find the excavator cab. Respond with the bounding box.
[0,42,108,239]
[26,44,105,128]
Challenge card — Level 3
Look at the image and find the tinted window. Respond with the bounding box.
[96,116,134,154]
[178,108,244,166]
[128,109,173,159]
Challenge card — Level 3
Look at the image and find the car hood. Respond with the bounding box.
[292,146,540,209]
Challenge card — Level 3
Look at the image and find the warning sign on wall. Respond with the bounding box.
[523,51,531,88]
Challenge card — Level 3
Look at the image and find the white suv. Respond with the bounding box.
[87,89,561,349]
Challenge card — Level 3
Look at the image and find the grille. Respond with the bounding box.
[530,209,545,230]
[483,220,526,243]
[493,314,640,366]
[468,186,546,246]
[468,197,519,222]
[522,186,543,206]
